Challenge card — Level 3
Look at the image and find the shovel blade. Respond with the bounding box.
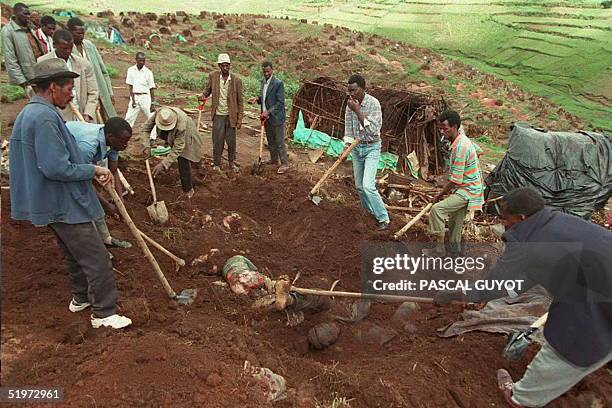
[309,193,322,205]
[251,161,263,175]
[176,288,197,305]
[147,201,169,225]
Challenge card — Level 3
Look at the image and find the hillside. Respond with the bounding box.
[30,0,612,132]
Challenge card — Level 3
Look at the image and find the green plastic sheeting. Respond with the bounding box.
[291,111,397,171]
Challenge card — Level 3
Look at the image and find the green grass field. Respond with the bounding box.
[24,0,612,131]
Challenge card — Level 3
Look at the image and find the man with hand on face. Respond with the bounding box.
[9,58,131,329]
[67,17,117,121]
[66,118,133,249]
[124,52,156,128]
[139,106,204,199]
[344,74,389,231]
[248,60,289,174]
[422,110,483,257]
[38,29,98,122]
[1,2,45,97]
[201,53,244,172]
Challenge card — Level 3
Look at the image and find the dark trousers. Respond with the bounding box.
[265,122,288,164]
[178,156,193,192]
[212,115,236,166]
[50,222,117,318]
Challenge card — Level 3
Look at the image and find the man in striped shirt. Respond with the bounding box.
[423,110,484,257]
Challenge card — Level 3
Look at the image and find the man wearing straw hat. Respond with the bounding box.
[9,58,131,329]
[139,106,204,198]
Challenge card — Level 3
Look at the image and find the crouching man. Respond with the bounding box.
[435,188,611,407]
[9,58,131,329]
[65,117,133,249]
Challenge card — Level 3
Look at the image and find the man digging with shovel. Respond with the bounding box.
[9,58,131,329]
[139,106,204,199]
[65,117,133,250]
[435,188,612,407]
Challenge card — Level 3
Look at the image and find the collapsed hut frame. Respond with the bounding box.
[288,77,447,176]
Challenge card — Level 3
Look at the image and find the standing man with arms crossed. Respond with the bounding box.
[201,53,244,172]
[67,17,117,121]
[248,60,289,174]
[1,2,45,97]
[423,110,484,257]
[124,52,156,129]
[9,58,131,329]
[343,74,389,230]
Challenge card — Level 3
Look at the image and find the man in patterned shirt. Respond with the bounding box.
[343,74,390,230]
[423,110,484,256]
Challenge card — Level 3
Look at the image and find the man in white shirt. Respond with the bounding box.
[124,52,156,128]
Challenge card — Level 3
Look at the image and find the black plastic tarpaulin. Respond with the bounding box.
[485,123,612,219]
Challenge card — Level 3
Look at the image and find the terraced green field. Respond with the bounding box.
[33,0,612,131]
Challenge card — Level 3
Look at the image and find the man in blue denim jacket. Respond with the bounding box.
[9,58,131,329]
[343,74,389,230]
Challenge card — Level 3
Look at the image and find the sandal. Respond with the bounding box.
[277,164,289,174]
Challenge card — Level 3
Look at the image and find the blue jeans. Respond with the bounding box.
[351,142,389,223]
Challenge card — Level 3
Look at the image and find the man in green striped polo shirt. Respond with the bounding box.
[423,110,484,257]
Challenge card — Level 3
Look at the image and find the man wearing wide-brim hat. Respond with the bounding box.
[9,58,132,330]
[139,106,204,198]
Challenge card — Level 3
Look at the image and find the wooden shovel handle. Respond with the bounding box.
[137,228,186,267]
[310,139,360,195]
[70,103,86,122]
[291,286,436,304]
[258,123,265,159]
[393,202,433,240]
[102,183,176,298]
[145,159,158,203]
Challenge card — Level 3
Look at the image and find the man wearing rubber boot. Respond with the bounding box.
[66,117,133,250]
[423,110,483,257]
[435,188,611,407]
[9,58,131,329]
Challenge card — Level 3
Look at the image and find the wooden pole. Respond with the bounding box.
[393,202,433,240]
[103,183,177,298]
[137,229,186,267]
[310,139,359,196]
[291,286,436,304]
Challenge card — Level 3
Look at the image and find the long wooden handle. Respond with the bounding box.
[137,229,186,266]
[531,312,548,329]
[95,107,104,124]
[103,183,176,298]
[310,139,360,195]
[393,203,433,240]
[291,286,436,304]
[258,123,265,159]
[145,159,157,203]
[197,108,202,130]
[70,103,86,122]
[116,169,135,195]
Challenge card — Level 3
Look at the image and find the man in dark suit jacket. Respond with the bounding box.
[249,60,288,174]
[436,187,612,407]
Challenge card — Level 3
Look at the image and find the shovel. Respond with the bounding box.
[503,312,548,360]
[197,97,206,132]
[102,182,197,305]
[251,114,266,175]
[309,138,360,205]
[145,159,169,225]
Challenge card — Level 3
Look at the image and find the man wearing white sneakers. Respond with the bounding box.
[125,52,156,129]
[9,58,131,329]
